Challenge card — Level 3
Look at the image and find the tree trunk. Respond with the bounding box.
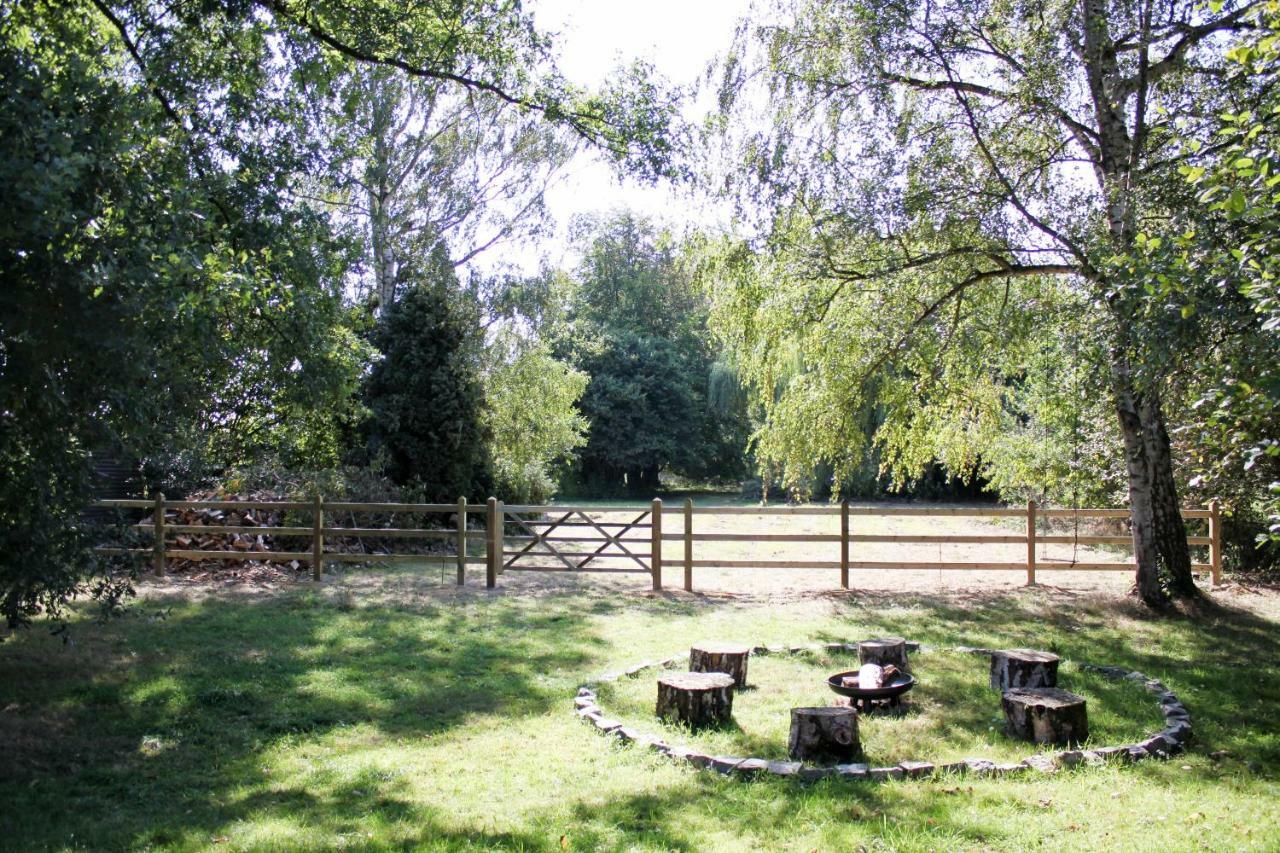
[656,672,735,727]
[787,707,861,763]
[989,649,1059,691]
[689,642,751,687]
[1080,0,1200,608]
[1111,356,1199,606]
[1002,688,1089,745]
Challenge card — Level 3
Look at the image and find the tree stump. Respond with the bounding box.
[990,649,1059,691]
[1002,688,1088,745]
[859,637,910,673]
[656,672,735,727]
[788,707,861,763]
[689,642,752,687]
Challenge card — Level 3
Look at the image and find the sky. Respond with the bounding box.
[509,0,753,271]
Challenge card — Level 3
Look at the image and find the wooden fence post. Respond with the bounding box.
[1209,500,1222,586]
[840,499,850,590]
[1025,499,1037,586]
[456,496,467,586]
[486,497,499,589]
[312,493,324,582]
[651,498,663,591]
[684,498,694,592]
[153,492,166,577]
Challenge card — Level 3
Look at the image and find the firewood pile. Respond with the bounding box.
[160,489,452,574]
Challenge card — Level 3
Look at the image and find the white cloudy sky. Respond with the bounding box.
[508,0,753,271]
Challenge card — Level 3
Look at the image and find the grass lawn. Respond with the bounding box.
[2,566,1278,851]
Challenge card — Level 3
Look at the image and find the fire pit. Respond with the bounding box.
[827,669,916,713]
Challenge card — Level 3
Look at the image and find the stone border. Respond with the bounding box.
[572,642,1193,781]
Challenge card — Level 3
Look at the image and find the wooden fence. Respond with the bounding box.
[94,497,1223,590]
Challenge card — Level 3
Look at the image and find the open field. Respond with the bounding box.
[497,499,1196,597]
[1,509,1276,851]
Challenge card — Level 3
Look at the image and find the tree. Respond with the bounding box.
[2,0,682,629]
[0,3,358,628]
[333,66,574,312]
[558,212,748,495]
[1168,1,1280,558]
[709,0,1266,606]
[482,331,589,503]
[362,251,490,500]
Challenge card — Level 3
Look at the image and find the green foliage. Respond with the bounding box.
[701,0,1266,596]
[482,332,589,503]
[557,212,748,495]
[1171,1,1280,557]
[361,258,490,500]
[0,3,358,628]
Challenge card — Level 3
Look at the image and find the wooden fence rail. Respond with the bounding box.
[93,497,1223,591]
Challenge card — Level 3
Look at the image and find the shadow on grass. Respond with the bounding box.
[0,590,605,847]
[818,589,1280,772]
[1,581,1277,849]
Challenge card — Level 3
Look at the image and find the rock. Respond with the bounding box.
[574,696,596,709]
[767,760,802,776]
[898,760,935,779]
[613,726,641,742]
[1022,754,1058,773]
[710,755,745,773]
[575,707,601,720]
[936,761,969,775]
[735,758,769,775]
[1057,750,1084,766]
[992,762,1027,777]
[592,717,622,732]
[836,762,870,779]
[798,766,834,781]
[869,766,905,781]
[964,758,996,775]
[576,687,596,698]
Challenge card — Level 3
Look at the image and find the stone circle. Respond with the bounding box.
[571,641,1193,781]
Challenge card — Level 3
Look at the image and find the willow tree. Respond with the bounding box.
[709,0,1267,606]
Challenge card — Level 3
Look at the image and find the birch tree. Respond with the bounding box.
[709,0,1269,606]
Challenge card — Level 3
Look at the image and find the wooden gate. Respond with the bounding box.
[499,503,656,579]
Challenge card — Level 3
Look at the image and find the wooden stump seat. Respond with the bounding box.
[859,637,910,673]
[788,707,861,763]
[1002,687,1088,745]
[990,649,1060,691]
[656,672,735,727]
[689,642,751,687]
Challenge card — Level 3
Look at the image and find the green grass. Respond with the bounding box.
[2,570,1278,851]
[598,650,1161,765]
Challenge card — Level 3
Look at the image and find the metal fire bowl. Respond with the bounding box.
[826,671,916,701]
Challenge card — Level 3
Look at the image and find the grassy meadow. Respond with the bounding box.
[3,558,1279,851]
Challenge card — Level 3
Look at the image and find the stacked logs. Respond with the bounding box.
[158,490,453,573]
[162,493,292,572]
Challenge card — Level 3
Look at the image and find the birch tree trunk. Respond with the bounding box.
[1112,356,1198,605]
[1083,0,1198,606]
